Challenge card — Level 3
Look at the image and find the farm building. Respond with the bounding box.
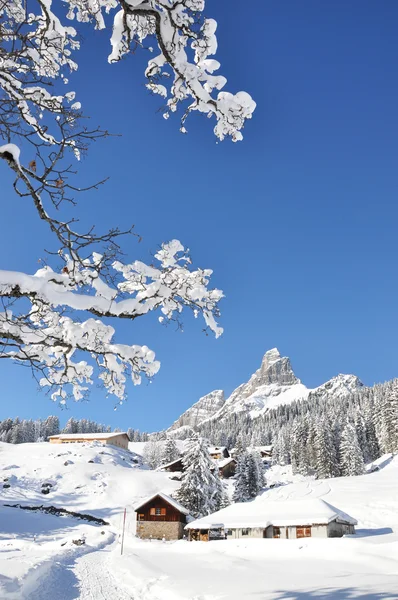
[48,432,130,450]
[185,499,356,541]
[135,492,190,540]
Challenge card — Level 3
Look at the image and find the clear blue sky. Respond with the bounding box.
[1,0,398,431]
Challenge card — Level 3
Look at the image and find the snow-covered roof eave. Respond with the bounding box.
[157,458,183,471]
[134,492,190,516]
[49,432,130,441]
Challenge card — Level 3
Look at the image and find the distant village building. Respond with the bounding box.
[135,493,190,540]
[48,432,130,450]
[231,445,273,460]
[161,458,184,473]
[185,499,356,541]
[215,457,237,479]
[208,446,230,460]
[160,450,236,479]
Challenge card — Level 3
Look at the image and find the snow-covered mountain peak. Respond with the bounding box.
[166,351,367,432]
[309,373,364,402]
[263,347,281,363]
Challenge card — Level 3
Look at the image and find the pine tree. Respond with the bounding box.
[177,436,225,517]
[314,420,339,479]
[233,452,264,502]
[233,453,249,502]
[339,422,365,476]
[143,441,162,469]
[162,438,180,465]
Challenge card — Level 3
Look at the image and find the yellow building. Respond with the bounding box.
[48,432,130,450]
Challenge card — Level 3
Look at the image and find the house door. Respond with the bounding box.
[273,527,281,538]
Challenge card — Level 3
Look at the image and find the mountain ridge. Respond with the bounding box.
[168,348,364,433]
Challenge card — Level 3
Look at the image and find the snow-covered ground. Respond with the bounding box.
[1,442,398,599]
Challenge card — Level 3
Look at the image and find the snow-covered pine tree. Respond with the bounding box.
[177,436,226,517]
[233,453,249,503]
[314,419,339,479]
[143,441,162,470]
[339,422,365,476]
[233,451,264,502]
[162,438,180,465]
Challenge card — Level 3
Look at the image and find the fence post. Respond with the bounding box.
[121,508,127,555]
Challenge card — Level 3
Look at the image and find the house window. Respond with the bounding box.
[296,527,311,538]
[150,507,166,516]
[242,529,250,536]
[225,529,233,536]
[138,513,145,521]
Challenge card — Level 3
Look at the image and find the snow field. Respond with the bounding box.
[1,442,398,598]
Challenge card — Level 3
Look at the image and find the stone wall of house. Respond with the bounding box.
[136,521,185,540]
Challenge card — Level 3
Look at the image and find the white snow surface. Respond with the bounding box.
[1,442,398,599]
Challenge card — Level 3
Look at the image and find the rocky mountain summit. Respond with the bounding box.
[168,349,364,432]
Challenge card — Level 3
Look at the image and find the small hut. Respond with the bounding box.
[135,492,190,540]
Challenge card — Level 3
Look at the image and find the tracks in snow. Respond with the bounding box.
[24,534,133,600]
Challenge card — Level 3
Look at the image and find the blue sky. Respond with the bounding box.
[1,0,398,431]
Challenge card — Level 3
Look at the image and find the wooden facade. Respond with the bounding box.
[136,495,187,524]
[49,432,130,450]
[162,458,184,472]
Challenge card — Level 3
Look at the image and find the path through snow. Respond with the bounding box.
[25,535,133,600]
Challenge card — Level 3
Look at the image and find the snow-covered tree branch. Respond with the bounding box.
[0,0,255,144]
[0,240,223,404]
[0,0,234,405]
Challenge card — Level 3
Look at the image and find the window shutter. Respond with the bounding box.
[150,508,156,515]
[161,508,166,516]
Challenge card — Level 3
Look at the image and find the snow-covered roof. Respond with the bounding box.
[157,458,183,471]
[208,446,227,454]
[217,457,236,469]
[49,432,129,440]
[134,492,190,516]
[185,499,357,530]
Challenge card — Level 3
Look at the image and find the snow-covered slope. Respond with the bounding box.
[0,441,178,526]
[170,348,365,429]
[2,441,398,599]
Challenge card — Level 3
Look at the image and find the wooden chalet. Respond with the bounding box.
[208,446,230,460]
[217,457,237,478]
[160,458,184,472]
[135,492,190,540]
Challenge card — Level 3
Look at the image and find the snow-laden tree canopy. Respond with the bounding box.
[0,0,255,144]
[0,0,246,405]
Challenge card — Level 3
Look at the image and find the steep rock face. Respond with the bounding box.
[168,390,225,431]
